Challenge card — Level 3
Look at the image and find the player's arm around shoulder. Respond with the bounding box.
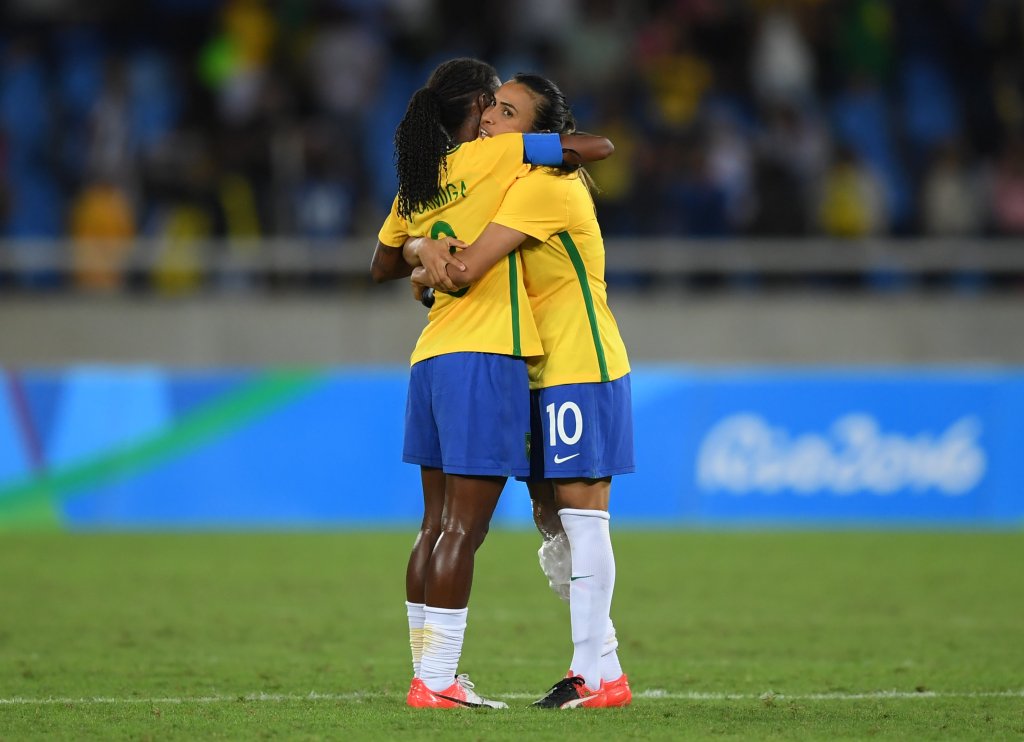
[523,132,614,167]
[558,132,614,166]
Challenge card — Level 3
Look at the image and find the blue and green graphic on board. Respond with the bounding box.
[0,367,421,529]
[1,367,1022,529]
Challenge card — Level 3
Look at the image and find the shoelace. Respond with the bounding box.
[455,674,484,703]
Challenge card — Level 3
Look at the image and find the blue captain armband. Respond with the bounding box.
[523,133,563,166]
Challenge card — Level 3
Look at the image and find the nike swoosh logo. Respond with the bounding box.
[553,453,581,464]
[570,574,594,581]
[435,693,484,708]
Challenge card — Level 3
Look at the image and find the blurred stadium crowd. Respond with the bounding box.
[1,0,1024,259]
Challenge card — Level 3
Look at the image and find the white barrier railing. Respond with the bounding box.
[1,238,1022,280]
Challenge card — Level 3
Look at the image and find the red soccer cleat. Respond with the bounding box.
[585,674,632,708]
[532,673,632,709]
[406,674,508,709]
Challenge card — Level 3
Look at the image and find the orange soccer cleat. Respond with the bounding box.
[532,673,633,709]
[587,674,632,708]
[406,674,508,709]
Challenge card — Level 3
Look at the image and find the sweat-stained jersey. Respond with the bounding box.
[378,134,542,366]
[491,168,631,389]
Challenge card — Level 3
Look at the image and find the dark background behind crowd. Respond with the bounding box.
[2,0,1023,257]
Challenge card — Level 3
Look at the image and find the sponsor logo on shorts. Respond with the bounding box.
[553,453,581,464]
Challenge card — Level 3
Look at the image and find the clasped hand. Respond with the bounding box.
[409,235,469,301]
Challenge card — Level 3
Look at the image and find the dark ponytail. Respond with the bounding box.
[511,72,598,192]
[510,73,576,136]
[394,58,499,219]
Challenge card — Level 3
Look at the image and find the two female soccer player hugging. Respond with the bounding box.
[371,58,633,710]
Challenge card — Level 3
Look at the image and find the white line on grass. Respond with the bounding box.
[1,689,1022,706]
[637,690,1024,701]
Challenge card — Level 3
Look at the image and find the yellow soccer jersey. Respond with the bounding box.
[491,168,630,389]
[378,134,542,366]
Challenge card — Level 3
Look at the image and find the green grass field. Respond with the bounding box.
[1,531,1022,740]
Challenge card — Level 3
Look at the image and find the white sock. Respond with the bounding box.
[560,508,615,692]
[540,530,624,681]
[420,606,468,692]
[405,601,425,677]
[601,618,624,681]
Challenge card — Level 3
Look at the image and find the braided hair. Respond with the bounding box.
[510,72,597,191]
[394,58,499,219]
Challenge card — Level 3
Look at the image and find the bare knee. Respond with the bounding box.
[438,520,489,548]
[417,523,443,549]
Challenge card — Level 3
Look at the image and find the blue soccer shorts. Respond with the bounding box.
[403,352,531,477]
[522,374,636,481]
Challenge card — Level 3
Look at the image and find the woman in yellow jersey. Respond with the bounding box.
[370,58,613,709]
[408,74,634,710]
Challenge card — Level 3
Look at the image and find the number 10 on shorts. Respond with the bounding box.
[545,401,583,447]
